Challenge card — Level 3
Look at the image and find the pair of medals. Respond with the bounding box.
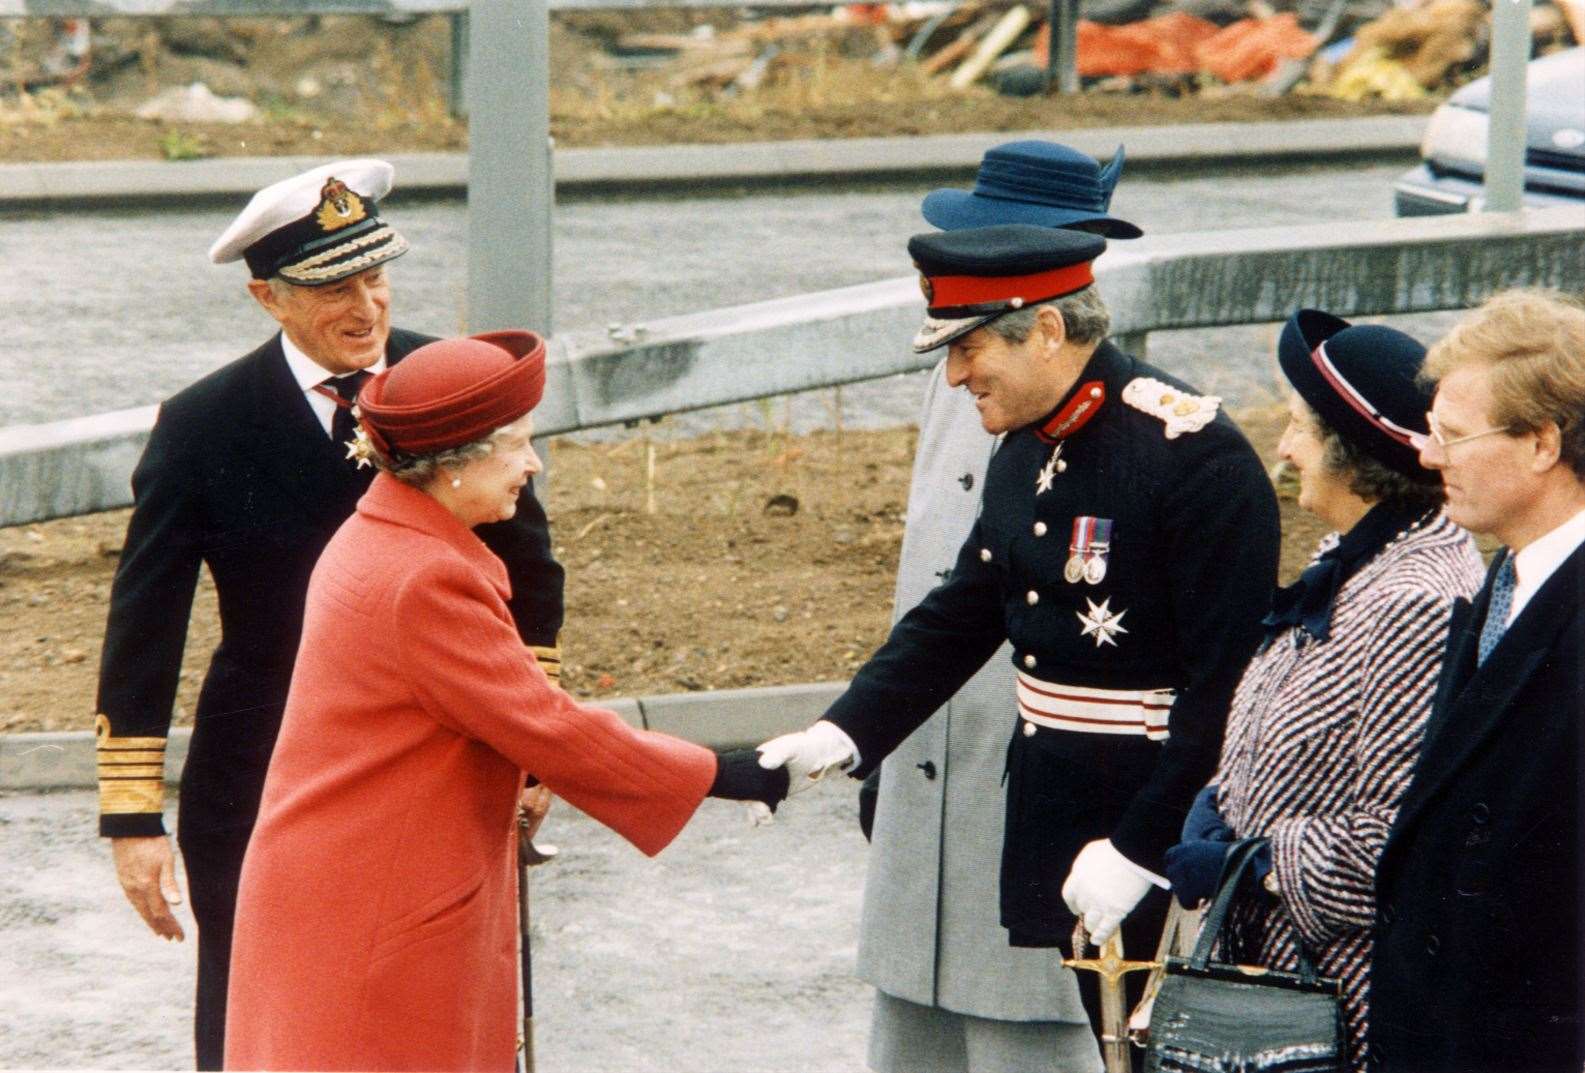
[1064,516,1112,585]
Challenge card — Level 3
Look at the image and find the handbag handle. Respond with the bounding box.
[1186,836,1322,986]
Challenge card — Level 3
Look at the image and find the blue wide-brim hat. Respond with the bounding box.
[1277,309,1433,477]
[922,142,1143,239]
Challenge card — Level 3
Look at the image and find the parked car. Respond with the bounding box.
[1394,47,1584,215]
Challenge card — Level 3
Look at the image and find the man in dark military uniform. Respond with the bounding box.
[94,159,564,1070]
[759,224,1279,1063]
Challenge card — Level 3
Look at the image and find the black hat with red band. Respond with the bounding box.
[908,224,1107,353]
[1277,309,1433,477]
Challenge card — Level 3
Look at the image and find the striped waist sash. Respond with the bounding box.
[1015,672,1176,741]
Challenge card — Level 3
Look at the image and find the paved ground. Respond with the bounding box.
[0,785,871,1072]
[0,161,1463,436]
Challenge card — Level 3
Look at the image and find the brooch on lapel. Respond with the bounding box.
[1122,378,1220,439]
[1036,443,1067,494]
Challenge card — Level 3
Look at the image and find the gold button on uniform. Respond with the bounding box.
[1033,522,1048,537]
[980,548,992,562]
[1023,654,1037,668]
[1023,721,1036,737]
[1026,590,1039,605]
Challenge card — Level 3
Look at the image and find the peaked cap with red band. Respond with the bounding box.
[356,330,546,462]
[1277,309,1432,477]
[907,224,1106,353]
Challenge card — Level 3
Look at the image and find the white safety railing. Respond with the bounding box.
[2,206,1582,528]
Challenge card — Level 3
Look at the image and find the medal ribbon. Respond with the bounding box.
[1069,516,1112,558]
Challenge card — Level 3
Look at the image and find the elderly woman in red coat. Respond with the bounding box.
[224,331,785,1072]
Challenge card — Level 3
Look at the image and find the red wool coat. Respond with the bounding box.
[225,473,716,1072]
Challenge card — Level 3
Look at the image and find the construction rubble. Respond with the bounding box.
[1,0,1580,116]
[583,0,1579,100]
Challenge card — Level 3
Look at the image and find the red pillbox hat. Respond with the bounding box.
[357,330,546,461]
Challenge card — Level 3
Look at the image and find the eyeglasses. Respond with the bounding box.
[1410,411,1513,452]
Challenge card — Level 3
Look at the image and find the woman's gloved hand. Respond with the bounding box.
[1164,835,1274,909]
[709,748,791,821]
[1163,839,1234,908]
[1182,784,1234,842]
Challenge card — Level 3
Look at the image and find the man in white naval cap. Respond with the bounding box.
[94,160,563,1069]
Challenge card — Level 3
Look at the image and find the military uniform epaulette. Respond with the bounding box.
[1121,377,1221,439]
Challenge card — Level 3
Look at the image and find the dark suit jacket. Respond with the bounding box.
[95,329,565,840]
[1371,542,1584,1073]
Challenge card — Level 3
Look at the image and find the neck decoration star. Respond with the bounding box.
[345,425,377,469]
[1035,443,1066,494]
[1077,597,1129,647]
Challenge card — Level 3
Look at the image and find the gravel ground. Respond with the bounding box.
[0,785,872,1072]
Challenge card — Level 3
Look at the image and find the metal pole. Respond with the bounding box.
[468,0,553,336]
[1046,0,1080,93]
[449,11,469,119]
[1483,0,1532,212]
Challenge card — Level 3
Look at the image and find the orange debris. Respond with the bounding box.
[1197,14,1319,83]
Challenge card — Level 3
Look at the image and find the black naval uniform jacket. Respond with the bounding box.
[824,341,1279,946]
[94,327,565,842]
[1370,544,1584,1073]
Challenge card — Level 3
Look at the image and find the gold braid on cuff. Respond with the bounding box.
[529,645,562,686]
[95,714,166,815]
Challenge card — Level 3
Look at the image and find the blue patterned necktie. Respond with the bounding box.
[1477,555,1517,666]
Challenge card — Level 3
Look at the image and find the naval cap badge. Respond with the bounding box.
[315,177,367,233]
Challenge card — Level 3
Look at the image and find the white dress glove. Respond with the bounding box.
[756,720,858,795]
[1061,839,1153,945]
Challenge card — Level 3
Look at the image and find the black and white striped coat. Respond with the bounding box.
[1213,511,1482,1071]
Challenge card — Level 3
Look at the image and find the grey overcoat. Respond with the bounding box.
[854,361,1089,1022]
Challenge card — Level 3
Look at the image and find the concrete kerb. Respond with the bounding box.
[0,681,844,792]
[0,116,1426,208]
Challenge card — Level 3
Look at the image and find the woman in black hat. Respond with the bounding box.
[1161,311,1485,1071]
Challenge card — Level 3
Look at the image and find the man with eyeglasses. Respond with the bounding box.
[1371,288,1585,1073]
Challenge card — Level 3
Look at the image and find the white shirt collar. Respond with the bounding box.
[1508,506,1585,625]
[278,330,386,392]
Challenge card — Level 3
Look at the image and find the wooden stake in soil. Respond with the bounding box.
[645,440,657,516]
[950,6,1031,89]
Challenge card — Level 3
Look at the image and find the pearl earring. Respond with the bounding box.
[450,477,462,489]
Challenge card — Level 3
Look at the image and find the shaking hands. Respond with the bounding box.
[755,721,857,794]
[707,721,860,827]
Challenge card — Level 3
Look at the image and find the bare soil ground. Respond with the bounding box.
[0,14,1431,164]
[0,13,1419,733]
[0,405,1334,735]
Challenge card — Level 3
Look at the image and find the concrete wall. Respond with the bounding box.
[3,207,1582,528]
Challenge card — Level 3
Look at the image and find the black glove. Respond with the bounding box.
[1181,784,1233,842]
[709,749,790,813]
[858,769,881,842]
[1164,835,1273,909]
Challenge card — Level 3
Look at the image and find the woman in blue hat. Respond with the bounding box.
[1162,311,1485,1071]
